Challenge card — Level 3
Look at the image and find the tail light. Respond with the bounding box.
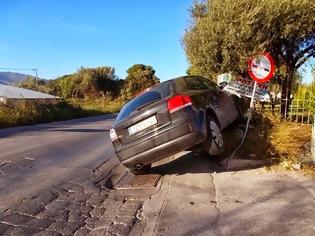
[167,95,192,113]
[109,128,118,141]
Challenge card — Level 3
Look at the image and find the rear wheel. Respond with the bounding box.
[203,114,224,156]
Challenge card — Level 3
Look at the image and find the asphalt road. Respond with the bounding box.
[0,115,117,213]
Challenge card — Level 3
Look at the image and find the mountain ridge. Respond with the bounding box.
[0,72,31,85]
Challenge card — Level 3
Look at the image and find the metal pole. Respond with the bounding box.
[223,80,257,169]
[284,74,289,118]
[312,115,315,162]
[250,81,257,109]
[280,78,283,115]
[312,74,315,162]
[290,99,293,122]
[33,68,38,86]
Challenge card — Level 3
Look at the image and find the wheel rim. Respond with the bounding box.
[210,120,223,148]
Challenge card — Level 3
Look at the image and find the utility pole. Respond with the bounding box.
[32,68,38,85]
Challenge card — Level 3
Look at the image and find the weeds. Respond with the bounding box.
[239,111,313,175]
[0,99,123,128]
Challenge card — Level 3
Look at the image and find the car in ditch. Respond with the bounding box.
[110,75,242,173]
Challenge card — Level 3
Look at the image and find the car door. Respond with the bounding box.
[199,76,239,128]
[215,89,239,127]
[196,76,231,129]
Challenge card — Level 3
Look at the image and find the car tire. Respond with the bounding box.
[202,114,224,156]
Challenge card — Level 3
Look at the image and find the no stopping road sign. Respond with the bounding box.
[248,52,275,83]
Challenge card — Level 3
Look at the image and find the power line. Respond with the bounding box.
[0,68,37,71]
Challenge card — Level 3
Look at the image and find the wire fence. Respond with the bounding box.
[288,99,314,124]
[262,98,315,124]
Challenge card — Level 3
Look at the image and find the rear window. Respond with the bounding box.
[196,76,218,91]
[115,82,172,122]
[175,76,217,91]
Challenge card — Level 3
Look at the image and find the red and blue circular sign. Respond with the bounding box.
[248,52,275,83]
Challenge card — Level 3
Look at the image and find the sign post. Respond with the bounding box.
[223,52,275,169]
[248,52,275,110]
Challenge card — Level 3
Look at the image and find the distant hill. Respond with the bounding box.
[0,72,30,85]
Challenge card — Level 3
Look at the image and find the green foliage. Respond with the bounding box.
[49,66,123,99]
[2,63,161,127]
[70,98,123,114]
[183,0,315,79]
[17,76,51,94]
[294,82,315,113]
[124,64,160,98]
[57,74,76,98]
[16,64,160,102]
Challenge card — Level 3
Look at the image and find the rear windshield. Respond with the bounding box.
[115,82,172,122]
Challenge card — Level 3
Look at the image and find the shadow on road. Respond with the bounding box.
[145,121,266,176]
[147,151,266,176]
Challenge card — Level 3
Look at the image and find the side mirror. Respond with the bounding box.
[219,81,228,88]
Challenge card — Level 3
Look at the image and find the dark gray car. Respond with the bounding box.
[110,76,241,172]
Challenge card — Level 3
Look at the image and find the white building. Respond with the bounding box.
[0,84,60,107]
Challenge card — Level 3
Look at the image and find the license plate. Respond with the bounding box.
[128,116,157,135]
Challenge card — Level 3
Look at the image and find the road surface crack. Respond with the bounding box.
[209,172,222,235]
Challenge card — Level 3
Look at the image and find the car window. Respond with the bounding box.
[196,76,218,90]
[176,76,216,91]
[115,82,172,122]
[183,76,208,90]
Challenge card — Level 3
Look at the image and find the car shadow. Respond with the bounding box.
[147,151,266,176]
[145,121,266,176]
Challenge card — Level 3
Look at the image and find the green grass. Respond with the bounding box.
[0,99,123,128]
[70,98,123,114]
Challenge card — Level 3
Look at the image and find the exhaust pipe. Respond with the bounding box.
[135,163,144,170]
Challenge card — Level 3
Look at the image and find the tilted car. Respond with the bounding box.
[110,75,241,172]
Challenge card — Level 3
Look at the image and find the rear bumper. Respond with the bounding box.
[116,121,205,169]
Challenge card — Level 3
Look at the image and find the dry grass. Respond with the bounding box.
[269,121,311,161]
[240,111,313,176]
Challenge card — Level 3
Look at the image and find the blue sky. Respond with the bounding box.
[0,0,192,81]
[0,0,313,83]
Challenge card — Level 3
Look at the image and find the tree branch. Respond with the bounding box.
[295,51,315,69]
[294,44,315,61]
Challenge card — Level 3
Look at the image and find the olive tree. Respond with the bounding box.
[183,0,315,114]
[124,64,160,99]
